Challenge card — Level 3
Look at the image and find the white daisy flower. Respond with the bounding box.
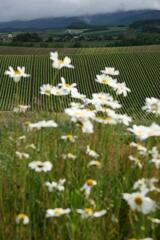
[70,102,85,109]
[16,213,29,225]
[5,66,30,82]
[106,109,132,126]
[16,151,29,159]
[61,134,77,143]
[148,217,160,224]
[130,142,148,156]
[65,107,95,122]
[129,155,143,169]
[50,52,74,69]
[82,120,94,134]
[101,67,119,76]
[28,161,53,172]
[62,153,77,160]
[26,143,37,150]
[123,192,156,214]
[28,120,58,130]
[45,208,71,218]
[87,160,101,168]
[133,178,160,194]
[150,146,160,169]
[81,179,97,198]
[40,84,53,96]
[51,86,70,96]
[128,123,160,140]
[86,145,99,159]
[91,93,122,110]
[142,97,160,115]
[77,208,107,218]
[128,238,153,240]
[115,113,132,126]
[114,82,131,97]
[17,135,26,143]
[45,179,66,192]
[13,105,30,113]
[95,74,117,88]
[58,77,77,92]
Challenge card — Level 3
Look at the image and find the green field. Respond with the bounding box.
[0,46,160,120]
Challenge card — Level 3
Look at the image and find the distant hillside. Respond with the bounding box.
[130,19,160,32]
[0,10,160,31]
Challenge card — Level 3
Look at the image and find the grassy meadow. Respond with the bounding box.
[0,46,160,240]
[1,112,160,240]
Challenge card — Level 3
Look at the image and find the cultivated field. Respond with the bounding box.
[0,45,160,120]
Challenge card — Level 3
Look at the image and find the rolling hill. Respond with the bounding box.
[0,10,159,31]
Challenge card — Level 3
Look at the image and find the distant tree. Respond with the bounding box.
[46,36,53,42]
[73,41,81,48]
[13,33,42,42]
[39,42,48,48]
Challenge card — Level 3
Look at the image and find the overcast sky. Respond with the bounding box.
[0,0,159,22]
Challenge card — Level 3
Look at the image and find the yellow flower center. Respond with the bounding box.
[151,104,158,111]
[64,83,71,88]
[15,70,21,75]
[98,96,103,99]
[92,161,101,166]
[101,79,108,84]
[84,208,93,214]
[24,121,31,125]
[58,59,64,64]
[96,117,112,122]
[67,134,73,140]
[134,196,143,205]
[44,89,51,95]
[86,179,94,186]
[56,90,62,95]
[17,213,27,220]
[85,108,92,112]
[108,69,113,75]
[105,117,112,121]
[54,208,62,215]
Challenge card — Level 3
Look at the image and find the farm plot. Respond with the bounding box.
[0,51,160,119]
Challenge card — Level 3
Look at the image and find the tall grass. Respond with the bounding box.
[0,112,159,240]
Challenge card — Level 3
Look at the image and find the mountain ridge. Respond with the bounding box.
[0,10,159,31]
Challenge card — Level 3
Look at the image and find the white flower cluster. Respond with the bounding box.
[40,77,84,98]
[45,208,107,219]
[143,97,160,115]
[39,52,132,134]
[96,67,131,97]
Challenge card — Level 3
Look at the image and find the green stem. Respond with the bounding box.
[51,69,60,112]
[16,83,20,107]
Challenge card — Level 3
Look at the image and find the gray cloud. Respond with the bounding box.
[0,0,159,22]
